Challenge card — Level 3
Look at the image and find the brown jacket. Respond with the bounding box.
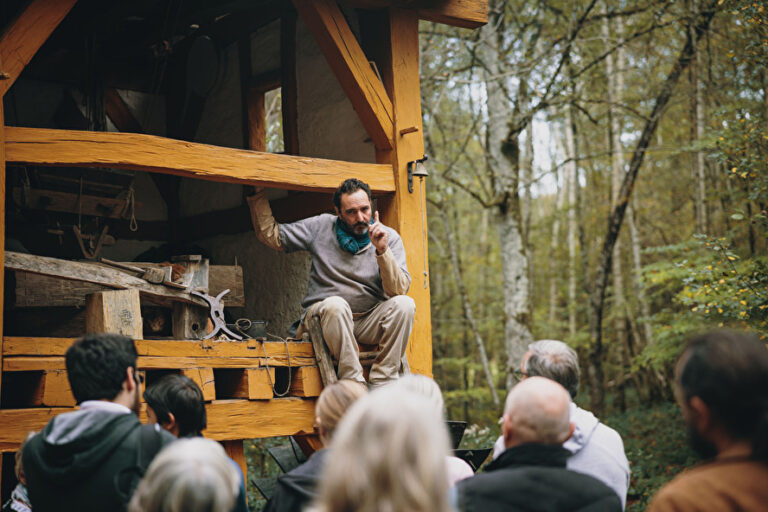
[648,457,768,511]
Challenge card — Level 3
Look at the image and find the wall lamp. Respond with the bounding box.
[407,155,429,193]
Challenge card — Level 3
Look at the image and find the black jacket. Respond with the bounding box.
[264,449,328,512]
[457,443,622,512]
[23,407,175,512]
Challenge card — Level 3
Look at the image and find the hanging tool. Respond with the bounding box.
[191,289,243,340]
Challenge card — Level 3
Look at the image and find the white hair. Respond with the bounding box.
[128,437,239,512]
[389,374,445,418]
[311,386,453,512]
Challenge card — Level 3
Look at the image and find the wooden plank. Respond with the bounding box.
[3,337,315,359]
[341,0,488,29]
[306,318,337,386]
[0,0,79,96]
[181,368,216,401]
[0,398,317,449]
[12,187,140,219]
[289,366,323,397]
[12,269,244,309]
[41,370,75,406]
[104,88,143,133]
[171,259,208,340]
[216,368,275,400]
[281,11,300,155]
[4,355,316,372]
[375,10,433,376]
[292,0,394,151]
[5,252,207,307]
[4,127,395,193]
[203,398,316,440]
[85,289,143,339]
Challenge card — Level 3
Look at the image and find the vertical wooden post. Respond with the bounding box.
[281,10,300,155]
[374,9,432,376]
[0,94,6,492]
[0,92,5,407]
[222,440,248,501]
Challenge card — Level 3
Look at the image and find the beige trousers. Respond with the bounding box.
[301,295,415,385]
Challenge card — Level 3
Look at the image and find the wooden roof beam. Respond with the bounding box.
[0,0,79,97]
[292,0,394,151]
[4,127,395,193]
[342,0,488,29]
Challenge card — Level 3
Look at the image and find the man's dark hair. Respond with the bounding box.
[678,329,768,461]
[144,374,207,438]
[333,178,372,209]
[65,333,138,404]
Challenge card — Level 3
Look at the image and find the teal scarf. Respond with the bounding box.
[336,217,372,254]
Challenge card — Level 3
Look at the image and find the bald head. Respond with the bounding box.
[502,376,573,449]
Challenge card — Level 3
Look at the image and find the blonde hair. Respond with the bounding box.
[315,379,366,442]
[128,437,239,512]
[312,386,453,512]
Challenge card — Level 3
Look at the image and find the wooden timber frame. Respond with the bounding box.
[0,0,487,497]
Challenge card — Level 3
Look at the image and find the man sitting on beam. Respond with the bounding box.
[248,178,414,387]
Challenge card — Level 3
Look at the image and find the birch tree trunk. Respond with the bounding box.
[564,106,578,339]
[480,6,534,391]
[523,125,535,306]
[549,163,564,327]
[690,1,708,234]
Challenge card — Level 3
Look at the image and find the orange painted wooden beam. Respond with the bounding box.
[0,399,317,450]
[4,127,395,193]
[0,0,79,96]
[375,10,433,376]
[341,0,488,29]
[293,0,395,150]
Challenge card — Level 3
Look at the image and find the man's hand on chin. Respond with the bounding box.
[370,211,388,255]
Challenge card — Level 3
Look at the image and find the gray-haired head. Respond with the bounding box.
[390,374,445,419]
[128,437,239,512]
[523,339,580,398]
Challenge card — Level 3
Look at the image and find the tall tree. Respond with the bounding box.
[587,0,721,412]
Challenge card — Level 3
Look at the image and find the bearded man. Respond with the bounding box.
[248,178,414,387]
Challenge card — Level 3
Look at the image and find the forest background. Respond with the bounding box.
[247,1,767,510]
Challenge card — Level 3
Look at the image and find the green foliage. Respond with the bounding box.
[245,437,287,511]
[604,402,698,510]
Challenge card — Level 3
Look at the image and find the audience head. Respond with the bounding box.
[315,379,367,445]
[144,374,207,438]
[522,339,581,398]
[313,386,453,512]
[390,374,445,419]
[675,329,768,461]
[128,437,239,512]
[502,376,573,450]
[66,333,140,412]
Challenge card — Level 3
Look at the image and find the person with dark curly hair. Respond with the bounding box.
[22,334,175,512]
